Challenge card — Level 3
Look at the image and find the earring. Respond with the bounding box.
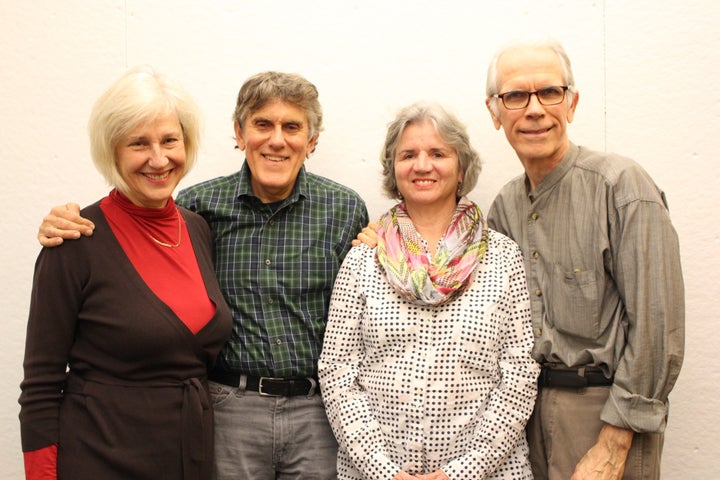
[456,182,463,196]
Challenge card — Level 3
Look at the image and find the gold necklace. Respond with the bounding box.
[149,207,182,248]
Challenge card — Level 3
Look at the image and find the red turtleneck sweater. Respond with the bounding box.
[24,190,216,480]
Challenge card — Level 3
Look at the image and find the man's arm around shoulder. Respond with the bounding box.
[38,203,95,247]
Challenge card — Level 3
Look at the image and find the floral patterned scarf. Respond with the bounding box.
[376,198,489,306]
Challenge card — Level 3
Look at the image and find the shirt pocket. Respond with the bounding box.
[544,264,602,340]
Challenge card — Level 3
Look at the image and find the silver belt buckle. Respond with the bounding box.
[258,377,282,396]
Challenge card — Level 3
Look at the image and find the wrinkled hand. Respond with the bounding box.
[38,203,95,247]
[571,424,633,480]
[351,221,380,248]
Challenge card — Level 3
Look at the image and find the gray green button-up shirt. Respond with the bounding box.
[176,162,369,378]
[488,143,684,433]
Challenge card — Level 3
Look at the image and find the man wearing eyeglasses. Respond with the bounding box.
[485,39,684,480]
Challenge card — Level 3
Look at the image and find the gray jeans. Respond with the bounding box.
[527,385,664,480]
[209,379,338,480]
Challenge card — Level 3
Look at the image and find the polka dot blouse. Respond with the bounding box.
[319,229,539,480]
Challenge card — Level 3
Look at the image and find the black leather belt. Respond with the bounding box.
[539,366,613,388]
[208,371,319,397]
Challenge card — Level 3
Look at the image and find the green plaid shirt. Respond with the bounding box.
[176,162,368,378]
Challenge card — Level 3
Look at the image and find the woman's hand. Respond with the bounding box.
[392,470,449,480]
[415,471,450,480]
[392,471,420,480]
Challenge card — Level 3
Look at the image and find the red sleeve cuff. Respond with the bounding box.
[23,444,57,480]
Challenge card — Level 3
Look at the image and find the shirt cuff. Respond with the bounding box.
[600,384,669,433]
[23,444,57,480]
[364,449,401,480]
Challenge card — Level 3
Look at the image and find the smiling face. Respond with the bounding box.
[487,46,578,171]
[234,99,318,203]
[394,120,462,215]
[114,113,186,208]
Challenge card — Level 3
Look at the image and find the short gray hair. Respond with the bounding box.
[486,38,576,117]
[233,71,323,153]
[380,102,481,199]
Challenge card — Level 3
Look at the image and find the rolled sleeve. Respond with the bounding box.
[602,197,684,432]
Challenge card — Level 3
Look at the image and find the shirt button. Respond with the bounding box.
[532,251,540,259]
[536,328,543,336]
[535,290,542,297]
[265,259,271,265]
[276,339,282,345]
[531,212,539,220]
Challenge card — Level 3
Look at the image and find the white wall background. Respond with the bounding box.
[1,0,717,477]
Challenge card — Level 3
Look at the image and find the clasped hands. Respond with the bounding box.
[393,470,449,480]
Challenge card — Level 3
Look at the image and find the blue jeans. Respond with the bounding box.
[209,379,338,480]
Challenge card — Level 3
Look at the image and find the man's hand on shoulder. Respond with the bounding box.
[571,423,633,480]
[351,221,380,248]
[38,203,95,247]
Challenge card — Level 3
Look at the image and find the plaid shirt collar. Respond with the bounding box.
[235,160,309,206]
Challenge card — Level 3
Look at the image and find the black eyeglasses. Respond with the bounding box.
[494,86,570,110]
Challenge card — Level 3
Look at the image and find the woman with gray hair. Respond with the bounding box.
[18,66,232,480]
[319,102,539,479]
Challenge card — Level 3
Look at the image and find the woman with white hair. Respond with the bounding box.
[19,66,232,480]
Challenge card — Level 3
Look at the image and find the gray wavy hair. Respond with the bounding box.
[380,102,481,200]
[233,71,323,153]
